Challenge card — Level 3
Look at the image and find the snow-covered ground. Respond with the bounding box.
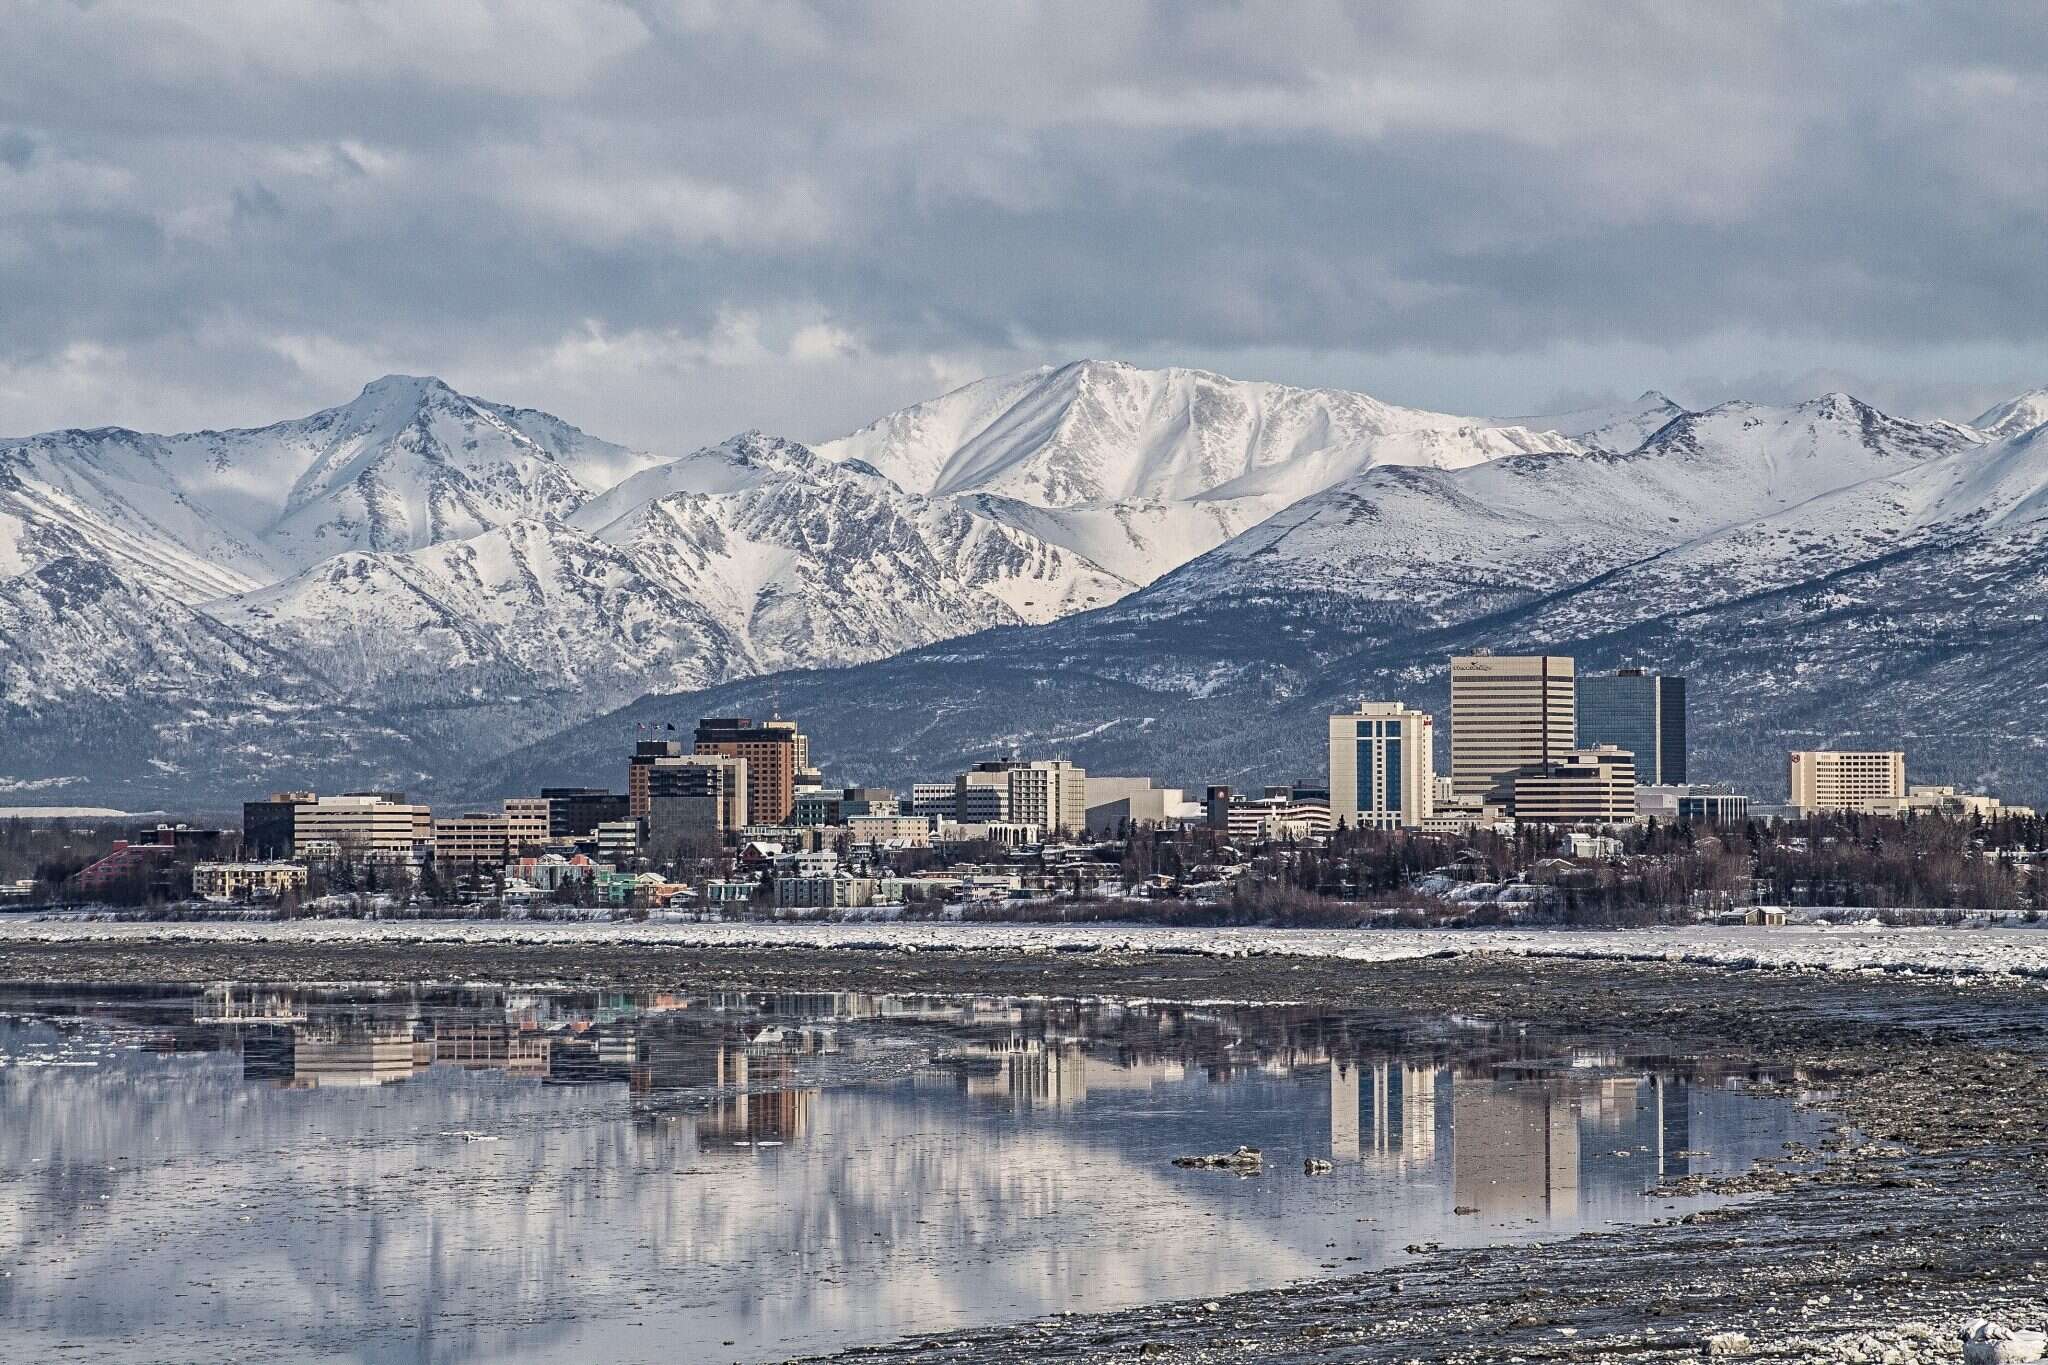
[4,919,2047,982]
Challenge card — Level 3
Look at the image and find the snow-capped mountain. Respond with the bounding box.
[0,381,1141,802]
[490,384,2048,808]
[9,364,2048,807]
[1971,388,2048,441]
[817,360,1588,584]
[209,433,1131,716]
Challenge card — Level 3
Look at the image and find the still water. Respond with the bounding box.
[0,983,1826,1363]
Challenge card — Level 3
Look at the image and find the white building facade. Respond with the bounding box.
[1329,702,1436,830]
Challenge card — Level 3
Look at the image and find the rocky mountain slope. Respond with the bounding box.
[484,390,2048,808]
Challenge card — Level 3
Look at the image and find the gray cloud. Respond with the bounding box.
[1,1,2045,449]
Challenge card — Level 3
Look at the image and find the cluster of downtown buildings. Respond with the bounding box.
[49,663,2034,909]
[1329,653,2031,835]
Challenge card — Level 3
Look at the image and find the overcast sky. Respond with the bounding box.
[2,1,2045,451]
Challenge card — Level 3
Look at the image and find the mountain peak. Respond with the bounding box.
[1972,387,2048,440]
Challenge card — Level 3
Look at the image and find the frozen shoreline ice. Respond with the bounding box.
[3,919,2047,981]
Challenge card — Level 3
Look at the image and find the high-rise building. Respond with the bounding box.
[627,741,685,820]
[694,717,807,825]
[1329,701,1436,830]
[1005,760,1088,837]
[1490,746,1637,826]
[1449,654,1577,807]
[646,754,749,840]
[956,763,1015,823]
[1788,750,1906,815]
[1575,667,1686,784]
[952,760,1087,836]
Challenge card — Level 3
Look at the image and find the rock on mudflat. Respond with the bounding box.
[1172,1145,1264,1172]
[1961,1319,2048,1363]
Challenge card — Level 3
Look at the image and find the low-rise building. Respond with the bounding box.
[1638,784,1752,824]
[774,873,881,909]
[595,820,641,862]
[845,814,931,847]
[294,794,433,858]
[193,861,308,900]
[1901,785,2035,819]
[1490,746,1638,827]
[434,812,510,865]
[1083,777,1191,835]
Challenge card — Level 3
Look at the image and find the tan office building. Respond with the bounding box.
[1329,701,1436,830]
[1450,654,1577,806]
[293,794,433,858]
[1004,760,1089,838]
[503,798,551,851]
[1493,745,1637,826]
[1789,750,1906,815]
[434,813,511,865]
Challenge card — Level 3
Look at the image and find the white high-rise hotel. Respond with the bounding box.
[1329,702,1436,829]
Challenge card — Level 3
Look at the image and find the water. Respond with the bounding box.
[0,984,1827,1363]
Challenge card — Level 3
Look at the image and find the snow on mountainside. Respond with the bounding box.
[209,433,1133,718]
[8,365,2048,807]
[1972,388,2048,440]
[1492,390,1688,453]
[0,375,673,604]
[816,360,1586,584]
[573,434,1130,664]
[1150,393,1980,611]
[497,385,2048,809]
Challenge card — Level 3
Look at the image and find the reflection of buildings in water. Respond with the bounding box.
[1330,1061,1360,1161]
[1653,1074,1692,1179]
[962,1038,1089,1109]
[290,1021,425,1088]
[1452,1080,1580,1219]
[195,985,305,1025]
[631,1039,750,1096]
[1357,1062,1441,1167]
[1576,1074,1643,1131]
[1402,1064,1440,1161]
[696,1055,814,1147]
[241,1024,295,1082]
[432,1019,549,1077]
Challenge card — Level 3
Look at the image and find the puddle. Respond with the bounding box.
[0,984,1828,1363]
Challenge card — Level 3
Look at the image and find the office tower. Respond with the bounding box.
[627,740,685,820]
[1329,701,1436,830]
[1449,654,1576,806]
[1575,667,1686,784]
[694,717,807,826]
[646,754,749,841]
[1788,750,1907,814]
